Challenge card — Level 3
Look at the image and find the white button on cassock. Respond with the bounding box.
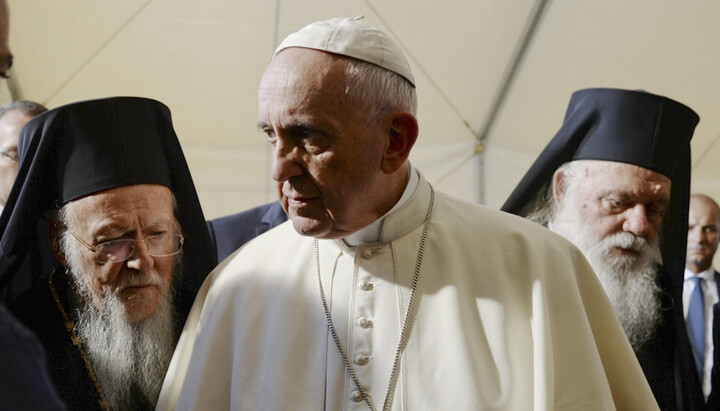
[350,390,363,402]
[356,317,373,328]
[354,353,369,366]
[357,279,373,291]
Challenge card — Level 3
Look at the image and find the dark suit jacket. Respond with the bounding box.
[207,202,287,263]
[704,271,720,409]
[633,266,706,410]
[0,301,66,410]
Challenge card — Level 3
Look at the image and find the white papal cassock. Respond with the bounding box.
[157,174,658,410]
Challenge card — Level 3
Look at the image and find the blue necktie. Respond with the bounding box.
[687,276,705,379]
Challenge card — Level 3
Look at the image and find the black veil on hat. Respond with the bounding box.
[0,96,217,320]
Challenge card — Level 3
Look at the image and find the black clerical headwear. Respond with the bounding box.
[502,88,698,295]
[503,88,698,213]
[501,88,704,409]
[0,97,217,320]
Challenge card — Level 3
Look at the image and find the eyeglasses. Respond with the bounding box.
[65,228,184,263]
[0,149,17,162]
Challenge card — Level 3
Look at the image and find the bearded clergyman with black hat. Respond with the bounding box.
[502,88,705,410]
[0,97,216,410]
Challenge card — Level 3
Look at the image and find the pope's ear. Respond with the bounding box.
[49,218,66,266]
[381,111,418,174]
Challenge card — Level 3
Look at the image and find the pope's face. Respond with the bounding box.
[61,184,176,323]
[686,196,720,273]
[553,160,671,259]
[258,48,390,239]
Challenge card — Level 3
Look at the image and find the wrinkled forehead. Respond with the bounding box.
[63,184,174,229]
[259,48,351,125]
[571,159,672,196]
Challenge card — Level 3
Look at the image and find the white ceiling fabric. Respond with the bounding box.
[5,0,719,222]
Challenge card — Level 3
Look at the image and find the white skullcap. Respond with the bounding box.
[274,16,415,87]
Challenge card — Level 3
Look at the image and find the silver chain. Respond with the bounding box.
[315,186,435,411]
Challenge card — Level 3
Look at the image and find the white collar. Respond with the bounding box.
[684,267,716,282]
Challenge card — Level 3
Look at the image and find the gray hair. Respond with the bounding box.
[0,100,47,120]
[523,161,584,226]
[343,57,417,125]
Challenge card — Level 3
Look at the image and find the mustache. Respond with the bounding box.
[591,230,662,272]
[114,272,165,293]
[602,232,649,251]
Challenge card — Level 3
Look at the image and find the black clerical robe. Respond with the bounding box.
[11,273,155,411]
[636,266,706,411]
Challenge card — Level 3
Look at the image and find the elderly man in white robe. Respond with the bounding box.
[157,17,657,410]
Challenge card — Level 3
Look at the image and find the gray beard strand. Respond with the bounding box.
[592,258,662,351]
[551,221,663,351]
[74,285,176,410]
[63,233,178,409]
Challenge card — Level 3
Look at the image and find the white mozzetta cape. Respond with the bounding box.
[157,176,658,410]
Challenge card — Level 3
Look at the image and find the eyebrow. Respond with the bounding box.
[97,219,133,232]
[605,191,670,206]
[92,218,172,238]
[257,120,325,131]
[141,222,172,234]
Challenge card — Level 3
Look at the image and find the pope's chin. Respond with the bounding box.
[118,286,162,323]
[289,213,334,239]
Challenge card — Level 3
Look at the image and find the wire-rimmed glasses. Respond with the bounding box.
[65,228,184,263]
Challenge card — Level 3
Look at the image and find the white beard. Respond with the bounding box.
[63,237,177,409]
[551,221,663,351]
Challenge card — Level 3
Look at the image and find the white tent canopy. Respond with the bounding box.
[6,0,720,222]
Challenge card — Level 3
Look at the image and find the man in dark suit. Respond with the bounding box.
[207,202,287,262]
[685,193,720,401]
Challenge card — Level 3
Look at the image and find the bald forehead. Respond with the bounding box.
[690,195,720,219]
[63,184,174,231]
[564,159,672,211]
[0,108,33,123]
[0,109,34,141]
[572,160,671,185]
